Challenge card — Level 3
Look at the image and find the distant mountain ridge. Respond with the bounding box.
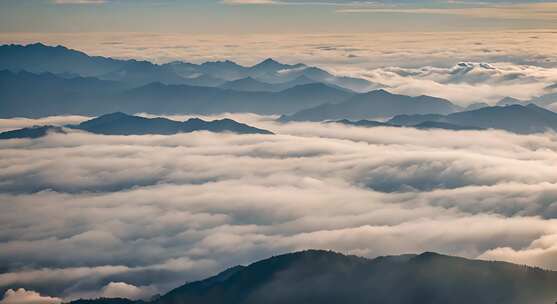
[0,70,352,117]
[389,103,557,134]
[282,89,460,121]
[66,250,557,304]
[0,43,376,91]
[0,113,272,139]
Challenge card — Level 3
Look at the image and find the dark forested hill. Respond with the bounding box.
[68,250,557,304]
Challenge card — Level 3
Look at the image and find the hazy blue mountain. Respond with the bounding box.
[0,70,126,117]
[388,113,446,126]
[160,61,199,79]
[528,92,557,108]
[283,89,459,122]
[0,71,352,117]
[464,102,490,111]
[117,82,352,115]
[249,58,305,75]
[413,121,483,130]
[0,126,65,139]
[333,119,481,131]
[219,77,278,92]
[98,60,190,86]
[69,250,557,304]
[496,96,524,106]
[198,60,249,80]
[332,119,392,128]
[219,75,320,92]
[389,104,557,134]
[493,94,557,110]
[70,112,272,135]
[182,74,226,87]
[0,43,375,92]
[279,75,317,87]
[0,113,272,139]
[0,43,123,76]
[0,43,190,86]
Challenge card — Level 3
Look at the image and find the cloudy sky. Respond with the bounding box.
[2,0,557,33]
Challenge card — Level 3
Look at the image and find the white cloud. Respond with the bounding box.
[2,116,557,298]
[0,289,61,304]
[100,282,158,300]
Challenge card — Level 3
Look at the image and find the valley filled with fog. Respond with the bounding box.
[2,113,557,300]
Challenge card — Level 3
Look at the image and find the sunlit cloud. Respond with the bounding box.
[2,115,557,299]
[338,3,557,20]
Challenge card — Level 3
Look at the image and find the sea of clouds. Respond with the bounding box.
[3,32,557,106]
[1,114,557,302]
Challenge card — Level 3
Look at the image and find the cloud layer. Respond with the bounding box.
[3,32,557,105]
[1,115,557,301]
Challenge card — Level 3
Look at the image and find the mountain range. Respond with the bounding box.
[0,43,376,91]
[67,250,557,304]
[0,70,352,117]
[332,103,557,134]
[0,112,272,139]
[4,43,557,135]
[282,89,461,121]
[388,103,557,134]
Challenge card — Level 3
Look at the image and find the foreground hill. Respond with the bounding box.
[282,89,460,121]
[389,104,557,134]
[0,113,272,139]
[68,250,557,304]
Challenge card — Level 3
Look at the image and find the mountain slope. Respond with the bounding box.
[0,126,65,139]
[154,250,557,304]
[117,82,352,115]
[219,77,278,92]
[283,89,459,121]
[0,70,126,117]
[0,71,352,117]
[0,113,272,139]
[0,43,123,76]
[70,113,273,135]
[65,250,557,304]
[333,119,481,131]
[390,104,557,134]
[0,43,375,92]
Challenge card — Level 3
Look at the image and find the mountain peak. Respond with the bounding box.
[496,96,523,106]
[260,58,280,65]
[252,58,286,69]
[368,88,392,96]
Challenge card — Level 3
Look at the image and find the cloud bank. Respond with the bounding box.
[1,115,557,300]
[2,32,557,104]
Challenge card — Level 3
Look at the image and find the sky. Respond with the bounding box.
[2,0,557,33]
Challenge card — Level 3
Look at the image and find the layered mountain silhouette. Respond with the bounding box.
[219,75,317,92]
[0,113,272,139]
[67,250,557,304]
[389,104,557,134]
[0,70,352,117]
[282,89,460,122]
[495,93,557,110]
[334,119,482,131]
[0,43,376,91]
[0,126,65,140]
